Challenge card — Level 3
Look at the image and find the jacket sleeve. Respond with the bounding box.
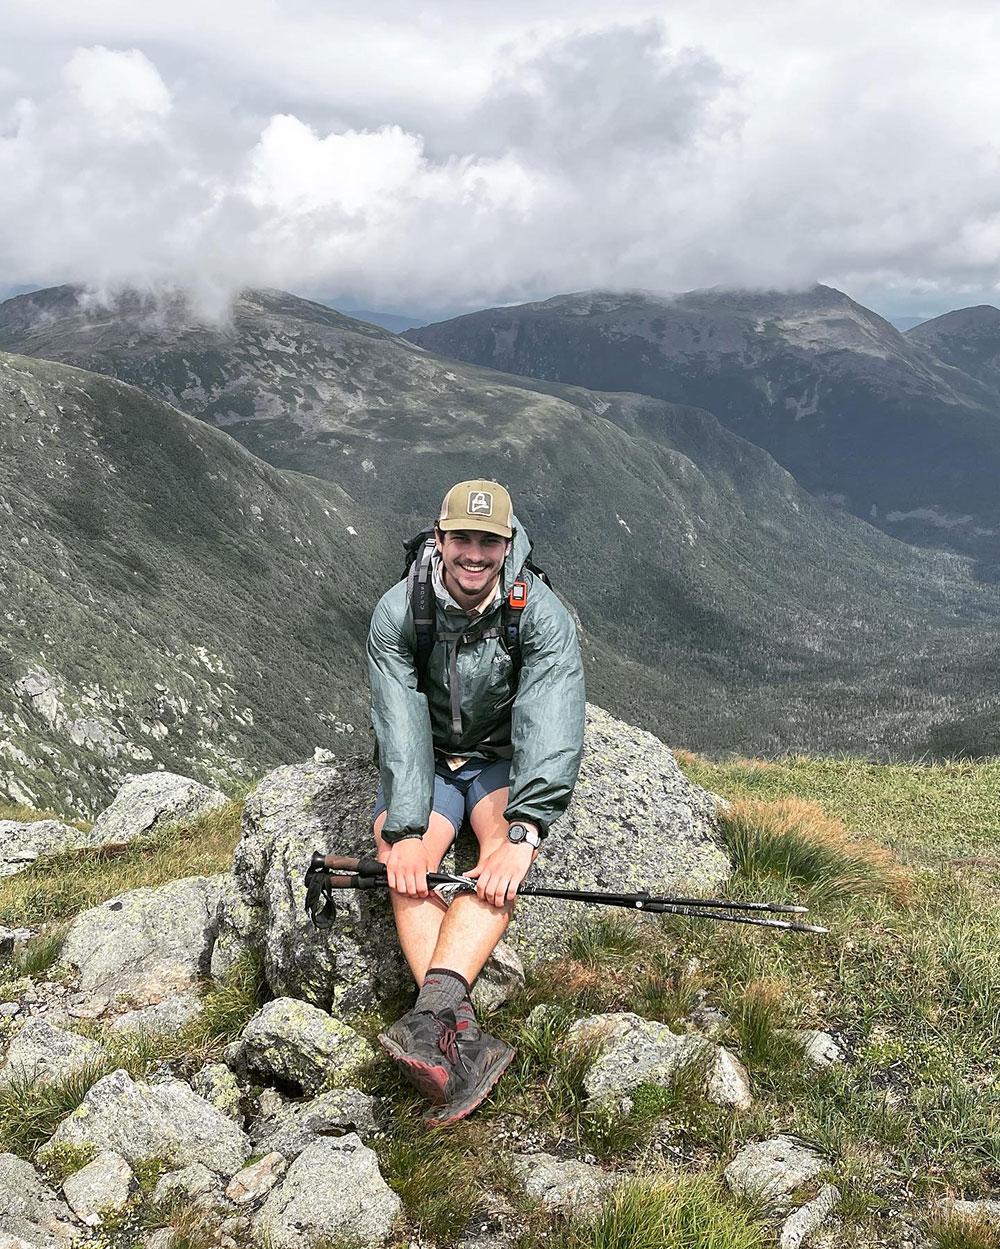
[367,586,436,837]
[504,589,586,835]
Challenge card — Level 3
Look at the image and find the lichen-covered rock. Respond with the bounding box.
[225,1154,286,1206]
[724,1136,825,1208]
[0,1019,107,1088]
[238,998,373,1095]
[40,1069,250,1175]
[150,1163,221,1207]
[780,1184,840,1249]
[512,1153,612,1212]
[471,942,525,1013]
[190,1064,243,1121]
[90,773,227,844]
[110,990,204,1037]
[61,1153,134,1225]
[0,1153,79,1246]
[250,1088,377,1157]
[566,1012,751,1110]
[217,706,727,1011]
[56,875,227,1009]
[251,1136,400,1248]
[0,820,105,879]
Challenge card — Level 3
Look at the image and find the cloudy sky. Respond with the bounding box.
[2,0,999,319]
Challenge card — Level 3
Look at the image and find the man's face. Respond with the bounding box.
[435,528,511,604]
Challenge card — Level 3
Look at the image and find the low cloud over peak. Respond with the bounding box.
[2,7,999,315]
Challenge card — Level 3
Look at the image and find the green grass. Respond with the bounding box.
[517,1175,768,1249]
[927,1210,1000,1248]
[0,798,245,928]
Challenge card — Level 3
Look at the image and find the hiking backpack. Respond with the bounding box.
[402,528,551,693]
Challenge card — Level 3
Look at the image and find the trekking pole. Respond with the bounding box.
[304,853,828,934]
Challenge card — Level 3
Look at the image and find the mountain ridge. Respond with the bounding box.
[404,283,1000,563]
[2,285,1000,781]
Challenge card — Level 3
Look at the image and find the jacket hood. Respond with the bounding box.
[504,513,532,587]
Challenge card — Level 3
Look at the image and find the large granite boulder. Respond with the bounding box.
[90,773,228,843]
[40,1069,251,1175]
[56,875,227,1011]
[216,705,727,1011]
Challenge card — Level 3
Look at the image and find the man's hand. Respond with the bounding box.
[467,839,538,907]
[385,838,434,897]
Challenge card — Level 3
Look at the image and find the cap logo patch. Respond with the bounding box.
[468,490,493,516]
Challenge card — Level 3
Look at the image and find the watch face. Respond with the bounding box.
[508,824,526,843]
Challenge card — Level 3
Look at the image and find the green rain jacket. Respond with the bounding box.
[367,518,585,840]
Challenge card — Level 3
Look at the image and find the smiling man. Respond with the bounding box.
[367,478,585,1124]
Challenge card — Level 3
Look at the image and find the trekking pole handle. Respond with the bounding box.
[322,854,386,875]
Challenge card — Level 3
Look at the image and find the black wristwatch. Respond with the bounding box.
[507,822,542,849]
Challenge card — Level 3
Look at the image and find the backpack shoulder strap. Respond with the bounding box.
[502,569,531,679]
[404,532,437,685]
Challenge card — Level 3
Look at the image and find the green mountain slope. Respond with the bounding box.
[2,286,1000,768]
[0,351,392,815]
[404,285,1000,564]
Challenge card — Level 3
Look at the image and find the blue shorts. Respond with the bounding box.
[374,756,511,838]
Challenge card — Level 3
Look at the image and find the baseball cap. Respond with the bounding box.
[438,479,514,538]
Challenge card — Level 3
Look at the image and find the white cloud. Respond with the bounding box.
[0,4,998,313]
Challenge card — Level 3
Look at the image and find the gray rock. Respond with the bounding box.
[90,773,227,844]
[0,1019,107,1088]
[724,1136,825,1208]
[933,1197,1000,1222]
[190,1064,243,1121]
[0,821,105,879]
[40,1069,251,1175]
[780,1183,840,1249]
[0,1005,18,1020]
[150,1163,220,1206]
[567,1012,751,1110]
[61,1153,134,1225]
[512,1152,612,1212]
[217,705,727,1011]
[790,1030,845,1069]
[110,990,204,1037]
[142,1230,177,1249]
[56,875,226,1009]
[252,1136,401,1248]
[0,1153,79,1246]
[239,998,373,1095]
[251,1088,378,1156]
[0,1235,49,1249]
[471,942,525,1013]
[225,1154,286,1206]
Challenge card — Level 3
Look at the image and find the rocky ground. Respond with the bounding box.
[1,708,998,1248]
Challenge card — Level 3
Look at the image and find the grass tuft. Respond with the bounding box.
[518,1175,768,1249]
[717,797,910,905]
[927,1210,1000,1249]
[11,930,67,979]
[0,1060,112,1158]
[727,978,803,1074]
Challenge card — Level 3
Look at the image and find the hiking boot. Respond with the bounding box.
[378,1008,454,1103]
[419,1006,516,1127]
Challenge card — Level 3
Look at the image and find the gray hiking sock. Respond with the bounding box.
[415,967,471,1016]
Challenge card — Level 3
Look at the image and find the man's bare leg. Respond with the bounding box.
[375,810,455,984]
[425,786,534,985]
